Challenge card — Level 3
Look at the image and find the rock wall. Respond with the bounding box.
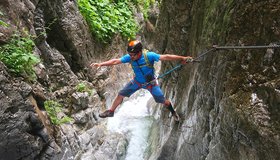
[0,62,50,160]
[0,0,131,159]
[147,0,280,160]
[1,0,279,159]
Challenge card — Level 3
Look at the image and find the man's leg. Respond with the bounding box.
[99,80,140,118]
[163,99,180,121]
[99,95,124,118]
[148,85,180,121]
[163,99,174,114]
[110,94,124,112]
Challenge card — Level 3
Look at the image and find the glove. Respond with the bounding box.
[185,57,193,63]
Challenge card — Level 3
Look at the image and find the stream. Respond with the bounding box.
[107,90,154,160]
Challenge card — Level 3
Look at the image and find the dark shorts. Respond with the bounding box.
[119,79,165,104]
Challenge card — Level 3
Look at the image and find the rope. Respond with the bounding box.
[157,48,216,80]
[142,44,279,86]
[213,44,280,49]
[192,48,216,61]
[157,63,182,79]
[140,48,216,87]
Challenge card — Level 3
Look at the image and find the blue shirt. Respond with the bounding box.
[120,51,160,83]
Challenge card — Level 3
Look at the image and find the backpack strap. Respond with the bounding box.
[143,49,153,68]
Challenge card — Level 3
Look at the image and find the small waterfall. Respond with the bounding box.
[107,90,154,160]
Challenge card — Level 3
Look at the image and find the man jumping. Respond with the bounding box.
[90,40,193,121]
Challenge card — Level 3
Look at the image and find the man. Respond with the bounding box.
[90,40,193,121]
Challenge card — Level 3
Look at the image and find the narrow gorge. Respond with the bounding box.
[0,0,279,160]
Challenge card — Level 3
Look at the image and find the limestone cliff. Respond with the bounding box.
[0,0,279,160]
[146,0,280,159]
[0,0,130,159]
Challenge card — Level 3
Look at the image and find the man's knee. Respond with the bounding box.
[163,99,171,106]
[154,98,170,106]
[153,96,166,104]
[117,94,125,98]
[116,94,125,102]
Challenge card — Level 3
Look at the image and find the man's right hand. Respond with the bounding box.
[90,63,101,69]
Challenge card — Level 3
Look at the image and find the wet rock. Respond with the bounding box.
[1,0,126,159]
[78,126,105,150]
[0,65,48,159]
[72,110,88,124]
[147,0,280,160]
[71,92,89,112]
[83,133,128,160]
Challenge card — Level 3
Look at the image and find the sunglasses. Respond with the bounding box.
[128,52,138,57]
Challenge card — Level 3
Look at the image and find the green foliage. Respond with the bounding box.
[76,82,86,92]
[0,34,40,80]
[75,82,94,95]
[44,100,73,125]
[0,20,8,27]
[131,0,155,19]
[78,0,139,42]
[0,11,8,27]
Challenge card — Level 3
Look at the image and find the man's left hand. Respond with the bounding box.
[182,57,193,64]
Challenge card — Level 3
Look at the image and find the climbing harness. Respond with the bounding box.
[131,49,157,87]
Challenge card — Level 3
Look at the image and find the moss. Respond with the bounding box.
[198,0,235,45]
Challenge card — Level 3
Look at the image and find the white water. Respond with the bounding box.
[107,90,153,160]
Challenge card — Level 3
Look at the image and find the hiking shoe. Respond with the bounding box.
[99,110,114,118]
[172,112,180,122]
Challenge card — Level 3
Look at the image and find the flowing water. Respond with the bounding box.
[107,90,153,160]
